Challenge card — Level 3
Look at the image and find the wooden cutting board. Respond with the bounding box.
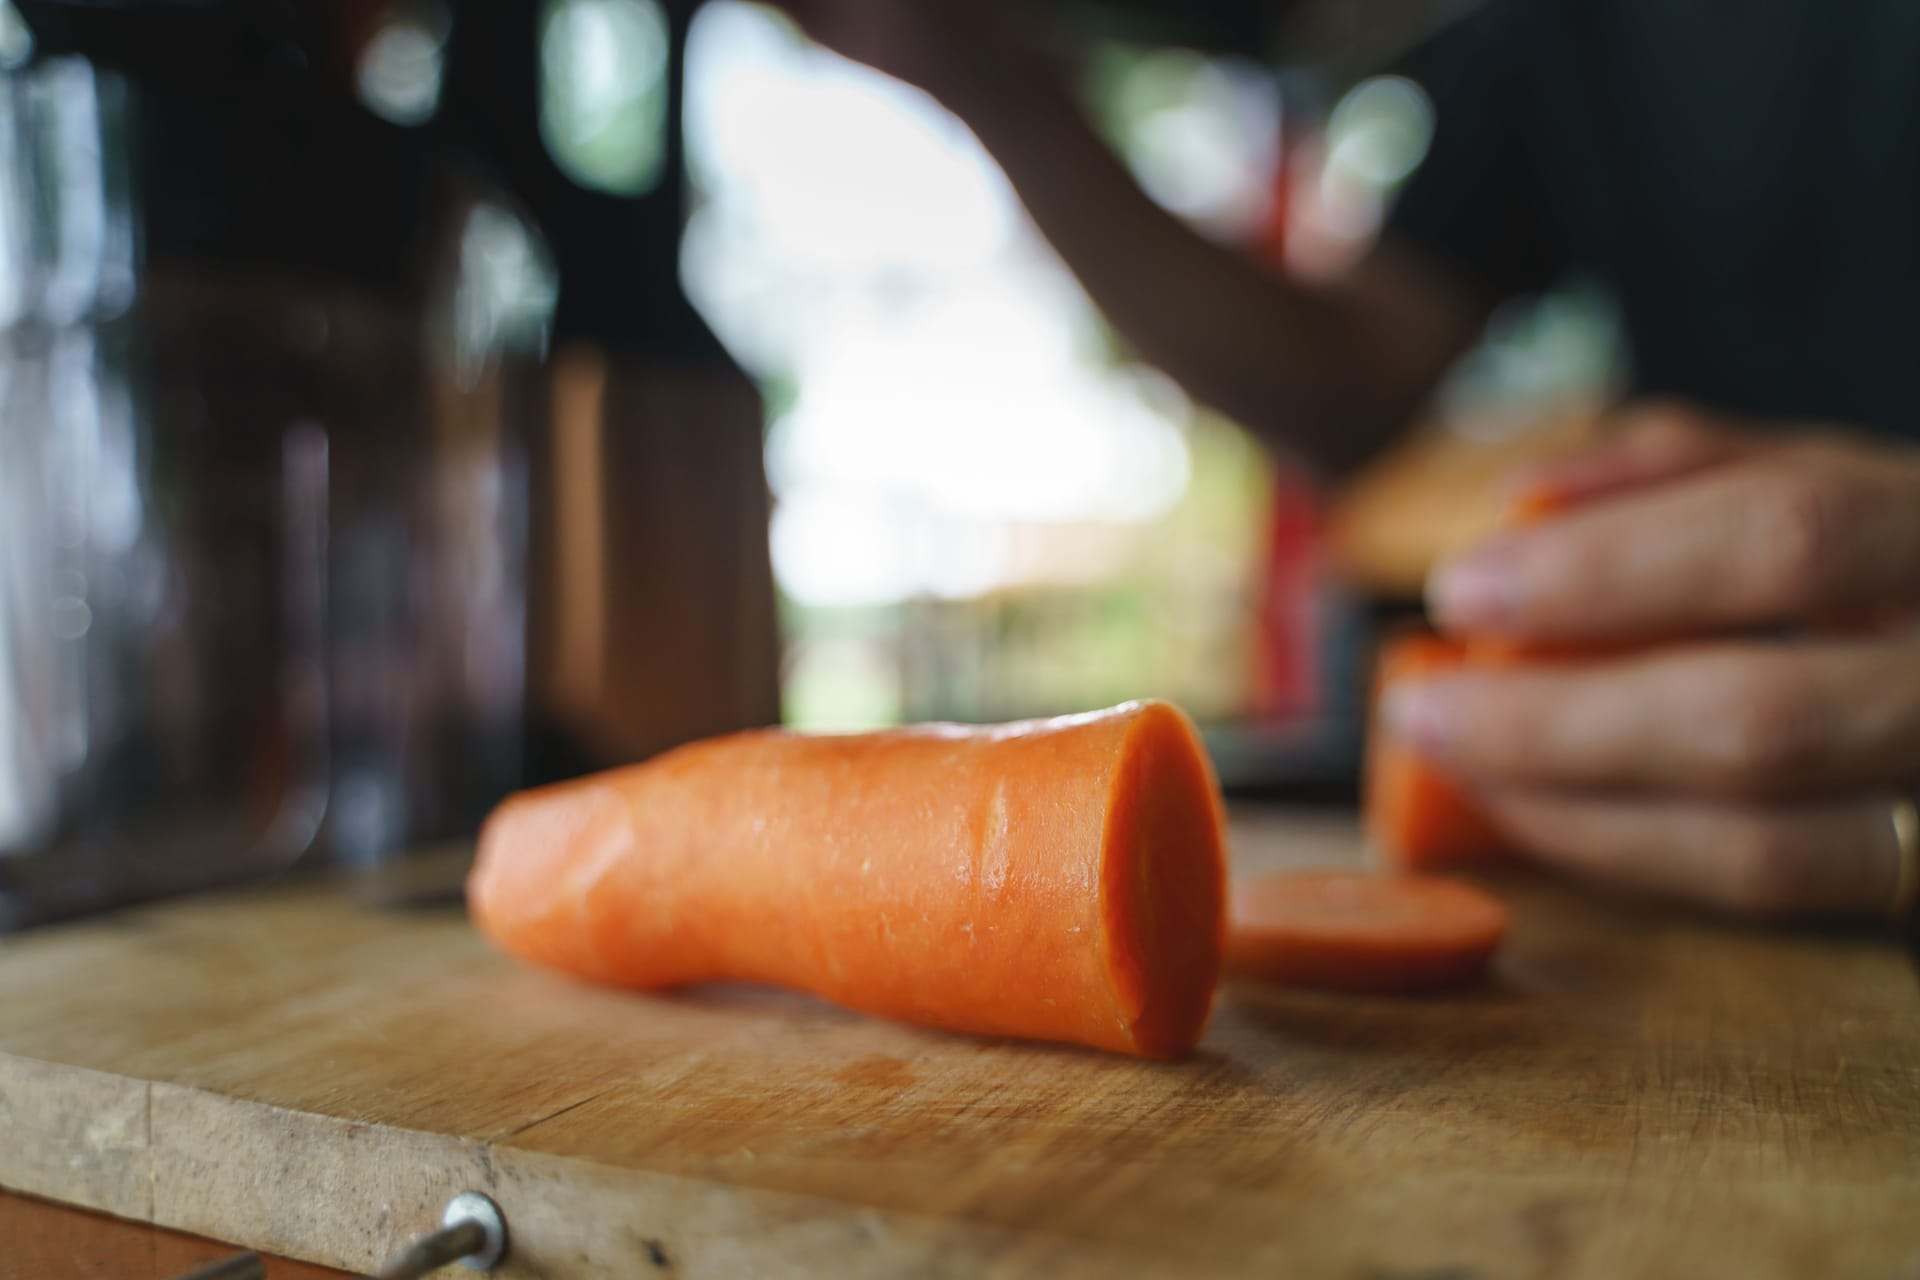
[2,811,1917,1279]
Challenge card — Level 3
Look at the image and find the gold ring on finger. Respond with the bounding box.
[1890,796,1920,921]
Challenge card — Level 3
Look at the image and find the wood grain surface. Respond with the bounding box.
[1,811,1916,1279]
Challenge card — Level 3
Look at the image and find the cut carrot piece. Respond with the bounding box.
[1366,633,1511,868]
[1368,487,1581,867]
[468,700,1227,1059]
[1226,870,1509,993]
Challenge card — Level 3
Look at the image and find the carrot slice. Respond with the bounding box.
[468,700,1227,1059]
[1226,870,1509,992]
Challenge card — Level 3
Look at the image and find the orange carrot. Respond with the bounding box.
[1367,486,1580,868]
[468,700,1227,1059]
[1366,633,1512,868]
[1226,869,1509,992]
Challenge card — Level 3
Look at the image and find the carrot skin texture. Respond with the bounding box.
[468,700,1227,1060]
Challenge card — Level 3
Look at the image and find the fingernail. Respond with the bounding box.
[1428,545,1519,628]
[1382,681,1458,752]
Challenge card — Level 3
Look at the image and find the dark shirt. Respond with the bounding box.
[1385,0,1920,439]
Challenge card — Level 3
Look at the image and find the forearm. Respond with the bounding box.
[937,64,1474,475]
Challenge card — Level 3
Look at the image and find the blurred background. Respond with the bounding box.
[0,0,1621,925]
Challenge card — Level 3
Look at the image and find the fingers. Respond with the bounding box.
[1417,404,1920,923]
[1429,441,1920,642]
[1479,789,1906,920]
[1383,637,1920,799]
[1502,401,1758,507]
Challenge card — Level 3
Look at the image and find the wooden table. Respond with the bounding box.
[2,811,1916,1278]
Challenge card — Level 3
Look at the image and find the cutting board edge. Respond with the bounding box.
[0,1047,1145,1279]
[0,1051,154,1223]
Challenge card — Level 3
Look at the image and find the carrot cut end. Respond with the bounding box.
[1100,701,1228,1061]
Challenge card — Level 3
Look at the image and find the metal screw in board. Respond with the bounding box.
[373,1192,510,1279]
[159,1192,508,1280]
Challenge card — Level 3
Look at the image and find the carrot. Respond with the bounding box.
[1367,486,1579,868]
[1226,869,1509,992]
[467,700,1228,1059]
[1365,633,1512,868]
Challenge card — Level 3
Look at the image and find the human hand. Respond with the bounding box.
[1387,403,1920,919]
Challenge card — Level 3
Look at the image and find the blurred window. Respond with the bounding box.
[0,1,32,70]
[355,4,448,127]
[683,3,1278,730]
[539,0,670,196]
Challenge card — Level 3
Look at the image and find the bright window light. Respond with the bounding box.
[540,0,669,195]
